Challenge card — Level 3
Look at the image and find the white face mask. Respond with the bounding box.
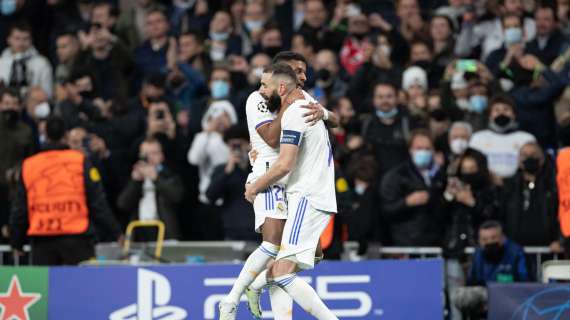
[34,102,50,119]
[450,138,468,155]
[456,98,470,110]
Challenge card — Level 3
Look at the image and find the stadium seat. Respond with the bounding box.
[541,260,570,283]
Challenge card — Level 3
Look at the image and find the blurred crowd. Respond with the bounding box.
[2,0,570,265]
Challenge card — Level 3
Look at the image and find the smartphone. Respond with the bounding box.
[139,155,148,163]
[156,110,165,120]
[456,59,478,73]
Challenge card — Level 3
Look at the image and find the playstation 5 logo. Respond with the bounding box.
[109,268,188,320]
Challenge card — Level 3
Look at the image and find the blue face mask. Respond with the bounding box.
[469,95,488,114]
[504,27,523,46]
[376,108,398,119]
[211,80,230,99]
[209,31,230,42]
[412,149,433,168]
[244,20,264,31]
[1,0,16,15]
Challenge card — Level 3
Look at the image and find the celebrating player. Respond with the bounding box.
[244,63,338,319]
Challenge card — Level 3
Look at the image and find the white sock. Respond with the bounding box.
[274,274,338,320]
[250,269,268,291]
[269,285,293,320]
[224,242,279,304]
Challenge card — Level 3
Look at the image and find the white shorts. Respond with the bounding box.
[276,194,332,270]
[253,184,288,233]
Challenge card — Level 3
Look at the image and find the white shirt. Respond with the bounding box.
[138,179,158,221]
[245,89,317,180]
[469,129,536,178]
[281,99,337,213]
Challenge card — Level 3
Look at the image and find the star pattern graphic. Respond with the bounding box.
[0,276,41,320]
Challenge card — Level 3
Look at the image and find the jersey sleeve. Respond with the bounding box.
[246,93,273,130]
[280,104,308,146]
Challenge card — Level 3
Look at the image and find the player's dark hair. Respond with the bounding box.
[271,63,297,84]
[272,51,308,67]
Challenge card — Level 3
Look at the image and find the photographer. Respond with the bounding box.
[206,125,256,241]
[117,137,183,240]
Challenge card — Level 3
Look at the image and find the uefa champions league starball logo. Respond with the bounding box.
[510,287,570,319]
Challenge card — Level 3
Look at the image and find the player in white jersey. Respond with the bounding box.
[245,63,338,319]
[219,55,338,320]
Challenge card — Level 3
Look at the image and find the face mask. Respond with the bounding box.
[1,0,16,15]
[316,69,331,82]
[244,20,264,31]
[460,172,484,189]
[450,138,469,155]
[412,149,433,168]
[253,67,264,79]
[494,114,513,128]
[379,45,391,57]
[1,109,19,126]
[79,90,94,100]
[263,46,282,57]
[376,108,398,119]
[414,60,431,71]
[504,27,523,46]
[267,90,281,112]
[210,80,229,99]
[354,184,366,195]
[469,95,488,114]
[34,102,50,119]
[456,98,470,110]
[209,31,229,42]
[522,157,541,174]
[351,32,367,40]
[483,242,504,264]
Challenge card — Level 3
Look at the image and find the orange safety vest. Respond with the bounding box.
[22,149,89,236]
[557,148,570,237]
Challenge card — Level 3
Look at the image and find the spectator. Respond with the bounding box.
[208,11,242,62]
[446,121,474,174]
[500,142,562,251]
[240,1,267,56]
[298,0,344,52]
[310,49,347,105]
[118,137,183,240]
[116,0,156,50]
[430,15,456,73]
[178,30,213,77]
[469,95,536,180]
[339,13,370,76]
[396,0,427,42]
[360,82,418,179]
[380,129,446,246]
[0,21,53,97]
[132,6,170,90]
[206,125,256,240]
[187,100,235,239]
[55,70,101,129]
[23,86,50,148]
[452,221,529,318]
[409,39,441,89]
[526,4,568,66]
[257,24,283,58]
[0,88,35,240]
[54,32,80,86]
[455,0,536,61]
[74,21,134,100]
[401,66,429,122]
[10,116,122,265]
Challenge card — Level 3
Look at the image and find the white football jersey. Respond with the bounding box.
[280,99,337,213]
[246,91,279,178]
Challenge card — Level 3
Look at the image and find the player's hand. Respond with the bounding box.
[302,103,325,126]
[244,183,257,203]
[248,148,259,166]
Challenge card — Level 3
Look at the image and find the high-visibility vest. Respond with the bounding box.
[557,148,570,237]
[320,215,334,250]
[22,149,89,236]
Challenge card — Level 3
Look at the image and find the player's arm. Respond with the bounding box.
[256,106,286,148]
[248,143,299,196]
[301,103,339,128]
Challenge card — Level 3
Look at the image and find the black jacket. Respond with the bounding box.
[500,165,560,246]
[10,145,121,250]
[443,186,500,258]
[380,160,447,246]
[525,29,568,66]
[207,164,257,241]
[117,166,184,240]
